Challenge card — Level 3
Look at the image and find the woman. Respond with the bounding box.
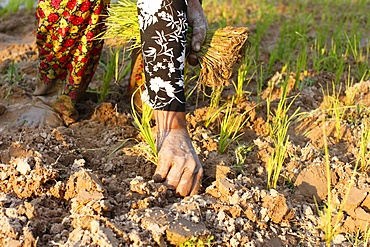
[30,0,207,196]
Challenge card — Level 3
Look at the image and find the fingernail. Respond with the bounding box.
[153,174,165,182]
[163,181,176,190]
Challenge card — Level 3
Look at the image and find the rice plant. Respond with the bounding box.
[234,144,254,173]
[266,75,300,189]
[364,226,370,247]
[344,65,356,107]
[316,126,341,246]
[204,104,224,129]
[0,0,34,17]
[131,89,157,164]
[179,235,214,247]
[321,82,345,142]
[3,61,23,100]
[218,99,250,154]
[98,49,118,102]
[316,123,360,246]
[233,54,254,103]
[204,86,224,128]
[103,0,141,49]
[358,120,370,172]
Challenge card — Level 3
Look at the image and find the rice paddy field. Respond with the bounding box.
[0,0,369,246]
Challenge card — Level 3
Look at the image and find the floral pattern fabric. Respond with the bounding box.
[137,0,188,112]
[36,0,106,102]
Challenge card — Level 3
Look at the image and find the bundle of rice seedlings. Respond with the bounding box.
[194,26,249,87]
[103,0,249,88]
[103,0,141,49]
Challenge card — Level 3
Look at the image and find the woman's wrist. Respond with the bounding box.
[154,110,187,132]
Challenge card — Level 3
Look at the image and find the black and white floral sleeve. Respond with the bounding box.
[137,0,188,112]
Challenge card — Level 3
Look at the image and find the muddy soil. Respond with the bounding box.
[1,8,370,247]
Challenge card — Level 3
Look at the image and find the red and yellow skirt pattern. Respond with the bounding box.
[36,0,107,102]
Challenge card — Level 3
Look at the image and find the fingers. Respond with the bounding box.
[191,25,206,52]
[176,164,202,197]
[153,158,170,183]
[155,154,202,197]
[189,166,203,196]
[164,161,185,190]
[153,128,203,197]
[187,0,208,52]
[187,53,199,66]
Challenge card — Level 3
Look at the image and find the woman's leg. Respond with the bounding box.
[35,0,106,123]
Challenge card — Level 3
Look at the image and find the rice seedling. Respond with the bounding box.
[102,0,141,50]
[131,89,157,164]
[358,120,370,172]
[204,104,224,129]
[321,82,346,142]
[195,26,249,88]
[113,46,132,84]
[233,144,254,173]
[0,0,34,17]
[331,95,344,143]
[203,85,224,128]
[218,99,250,154]
[266,74,300,189]
[316,122,361,246]
[334,57,345,86]
[108,138,131,157]
[345,33,363,65]
[346,223,370,247]
[89,47,131,102]
[4,61,23,100]
[256,64,264,104]
[344,65,357,107]
[364,225,370,247]
[316,125,339,246]
[232,54,254,103]
[266,47,279,76]
[179,235,214,247]
[98,48,119,102]
[209,86,224,109]
[311,39,332,73]
[294,33,308,89]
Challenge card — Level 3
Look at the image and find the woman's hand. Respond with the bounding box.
[153,111,203,196]
[187,0,208,52]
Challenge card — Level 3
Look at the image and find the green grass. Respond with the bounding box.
[3,61,23,100]
[204,0,369,83]
[0,0,34,17]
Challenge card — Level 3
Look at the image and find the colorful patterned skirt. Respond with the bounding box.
[36,0,106,102]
